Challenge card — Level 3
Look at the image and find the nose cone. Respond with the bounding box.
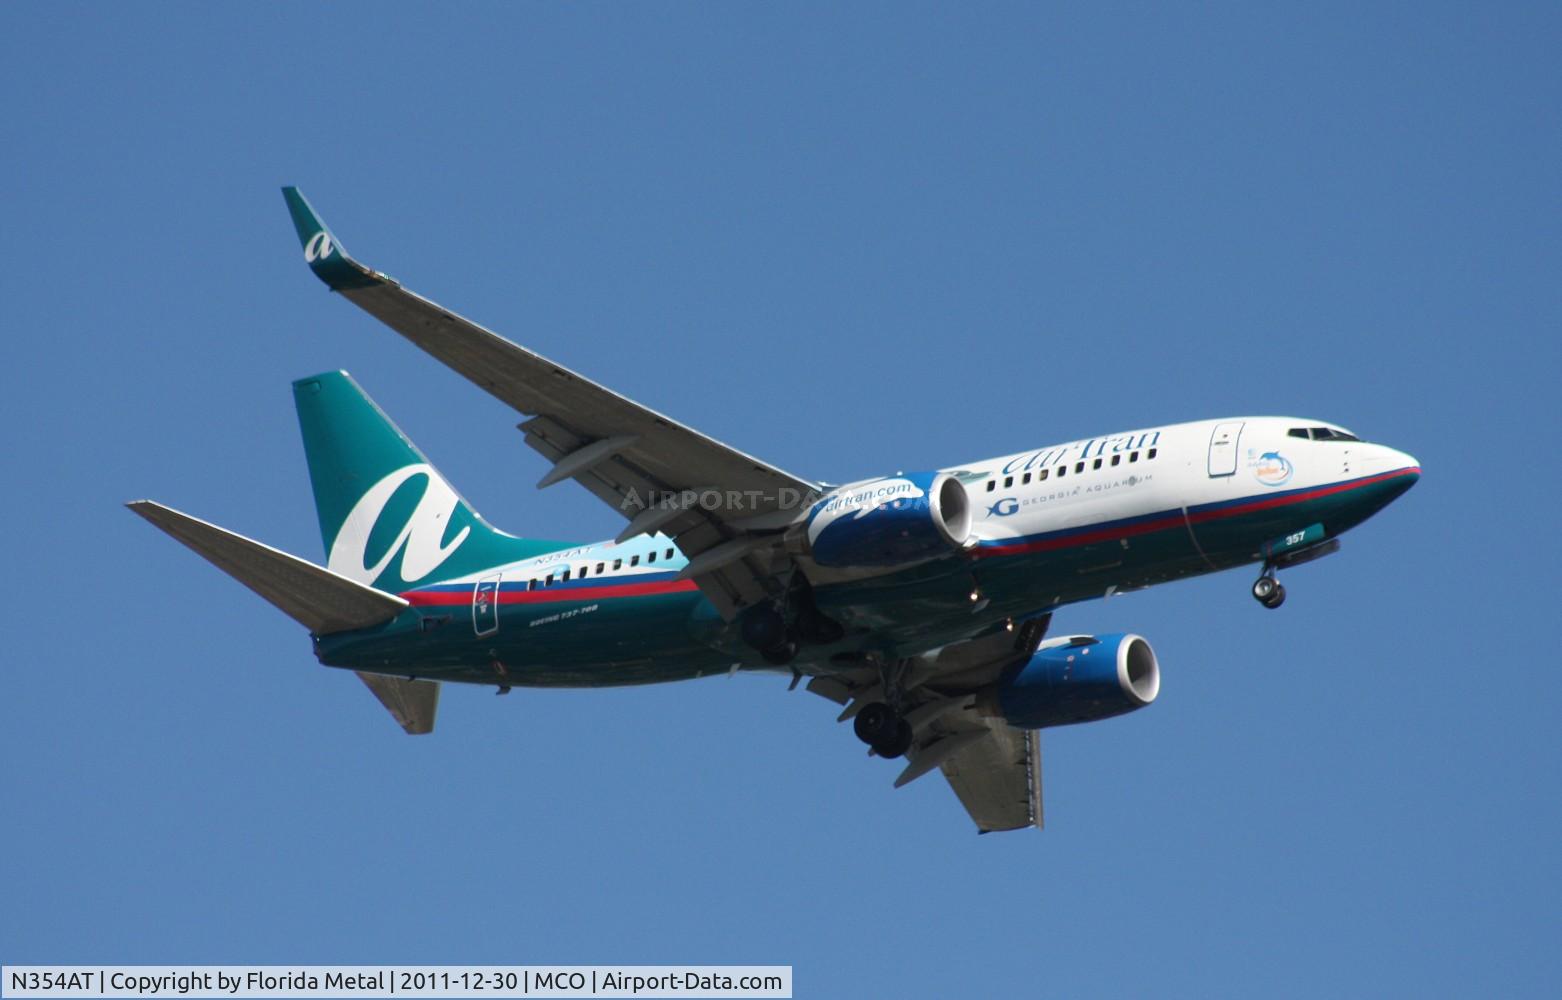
[1332,444,1419,532]
[1384,447,1420,482]
[1371,445,1420,501]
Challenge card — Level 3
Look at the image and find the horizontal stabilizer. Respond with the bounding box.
[356,672,440,735]
[127,500,409,635]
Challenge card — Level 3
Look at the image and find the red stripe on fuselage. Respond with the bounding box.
[401,577,700,606]
[1184,466,1419,524]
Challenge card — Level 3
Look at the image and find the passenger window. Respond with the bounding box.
[986,480,996,492]
[1092,458,1102,470]
[631,555,640,567]
[1038,468,1048,481]
[666,548,675,559]
[1022,472,1031,485]
[648,551,657,564]
[1147,448,1157,459]
[596,562,605,574]
[579,565,588,579]
[527,579,537,591]
[1129,452,1138,462]
[545,572,555,586]
[1057,465,1066,478]
[1004,476,1013,488]
[1075,461,1084,474]
[1111,454,1121,467]
[613,558,622,570]
[561,568,570,582]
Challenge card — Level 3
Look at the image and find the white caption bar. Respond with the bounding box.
[1,967,791,999]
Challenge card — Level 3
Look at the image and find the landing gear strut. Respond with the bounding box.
[853,702,913,759]
[1252,567,1286,609]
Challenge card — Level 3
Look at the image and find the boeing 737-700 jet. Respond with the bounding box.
[128,188,1421,832]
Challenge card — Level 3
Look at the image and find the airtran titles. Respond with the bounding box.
[1000,431,1162,476]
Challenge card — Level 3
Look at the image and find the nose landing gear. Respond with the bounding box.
[1252,568,1286,609]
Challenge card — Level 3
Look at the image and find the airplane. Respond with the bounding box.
[127,187,1421,833]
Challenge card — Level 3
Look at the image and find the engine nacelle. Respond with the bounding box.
[990,633,1161,729]
[795,471,972,569]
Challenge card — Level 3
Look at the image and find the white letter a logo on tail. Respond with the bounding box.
[328,464,470,587]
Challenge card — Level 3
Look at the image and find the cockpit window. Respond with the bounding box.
[1311,426,1359,442]
[1289,426,1361,442]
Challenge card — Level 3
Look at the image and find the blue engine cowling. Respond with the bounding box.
[799,471,972,569]
[993,633,1161,729]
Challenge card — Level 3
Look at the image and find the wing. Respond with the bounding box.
[929,720,1042,833]
[814,616,1050,832]
[889,703,1042,833]
[281,187,821,619]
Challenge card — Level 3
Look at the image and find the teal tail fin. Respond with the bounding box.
[293,372,564,591]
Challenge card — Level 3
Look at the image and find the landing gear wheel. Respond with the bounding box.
[872,719,914,759]
[853,702,898,746]
[1260,583,1287,609]
[854,704,914,758]
[1252,576,1278,603]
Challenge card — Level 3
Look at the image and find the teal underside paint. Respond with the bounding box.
[315,467,1419,689]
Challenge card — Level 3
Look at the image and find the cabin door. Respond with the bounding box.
[473,573,501,636]
[1207,421,1244,477]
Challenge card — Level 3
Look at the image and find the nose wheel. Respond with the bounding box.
[1252,570,1286,609]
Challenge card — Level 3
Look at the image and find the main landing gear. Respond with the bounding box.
[1252,567,1286,609]
[852,702,913,759]
[848,655,914,759]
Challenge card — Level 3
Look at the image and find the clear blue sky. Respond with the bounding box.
[3,3,1558,996]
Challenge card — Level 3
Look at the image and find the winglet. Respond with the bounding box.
[280,186,382,291]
